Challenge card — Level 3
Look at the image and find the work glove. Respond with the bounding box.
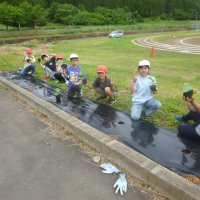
[100,163,121,174]
[113,173,127,195]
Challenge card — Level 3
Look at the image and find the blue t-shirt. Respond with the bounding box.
[66,66,82,89]
[132,75,156,104]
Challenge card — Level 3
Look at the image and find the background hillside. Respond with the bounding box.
[1,0,200,29]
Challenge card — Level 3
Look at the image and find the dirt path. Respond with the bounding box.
[133,35,200,55]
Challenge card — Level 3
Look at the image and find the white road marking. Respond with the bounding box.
[133,35,200,55]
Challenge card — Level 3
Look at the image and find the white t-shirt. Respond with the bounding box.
[23,55,35,68]
[132,75,156,104]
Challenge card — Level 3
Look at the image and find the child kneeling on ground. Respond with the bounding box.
[39,54,68,83]
[64,53,83,98]
[39,54,57,80]
[20,49,36,78]
[175,84,200,140]
[86,65,117,105]
[130,60,161,120]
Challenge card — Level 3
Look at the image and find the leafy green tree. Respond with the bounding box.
[19,2,34,26]
[89,13,107,25]
[0,0,25,6]
[30,5,47,27]
[48,2,61,21]
[72,11,91,25]
[13,6,26,29]
[2,0,200,27]
[19,2,47,27]
[54,3,78,23]
[173,8,187,20]
[0,3,14,29]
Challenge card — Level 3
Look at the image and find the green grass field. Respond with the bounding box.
[0,30,200,130]
[0,20,197,39]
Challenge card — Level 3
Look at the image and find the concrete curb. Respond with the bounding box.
[1,76,200,200]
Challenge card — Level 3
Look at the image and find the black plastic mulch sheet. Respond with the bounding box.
[1,72,200,178]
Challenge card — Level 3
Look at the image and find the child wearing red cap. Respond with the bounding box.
[20,49,36,78]
[86,65,117,105]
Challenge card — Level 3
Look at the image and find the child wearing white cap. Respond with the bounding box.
[130,60,161,120]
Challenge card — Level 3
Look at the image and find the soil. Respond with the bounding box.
[162,36,200,46]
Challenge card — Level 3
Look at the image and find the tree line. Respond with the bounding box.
[1,0,200,29]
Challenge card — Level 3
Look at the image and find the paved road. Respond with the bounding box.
[0,89,149,200]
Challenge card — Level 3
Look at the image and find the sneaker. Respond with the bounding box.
[44,76,50,80]
[76,92,82,98]
[96,96,107,102]
[108,98,116,105]
[175,116,187,123]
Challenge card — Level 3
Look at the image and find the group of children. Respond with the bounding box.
[20,49,117,105]
[20,48,200,140]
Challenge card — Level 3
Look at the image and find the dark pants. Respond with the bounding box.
[178,111,200,140]
[54,73,66,83]
[182,111,200,123]
[68,85,81,98]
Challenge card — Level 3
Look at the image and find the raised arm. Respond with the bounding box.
[189,99,200,112]
[130,75,137,94]
[38,62,45,70]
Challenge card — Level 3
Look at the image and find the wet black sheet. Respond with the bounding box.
[1,72,200,178]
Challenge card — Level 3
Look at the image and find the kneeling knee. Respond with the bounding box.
[105,87,111,93]
[131,115,140,121]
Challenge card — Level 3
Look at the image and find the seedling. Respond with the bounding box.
[54,88,61,103]
[183,83,193,98]
[82,74,87,85]
[148,76,157,93]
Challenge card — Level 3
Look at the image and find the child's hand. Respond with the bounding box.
[133,75,138,83]
[110,80,115,85]
[152,90,157,94]
[183,96,194,102]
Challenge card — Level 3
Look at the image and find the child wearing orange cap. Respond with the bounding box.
[20,49,36,78]
[86,65,117,105]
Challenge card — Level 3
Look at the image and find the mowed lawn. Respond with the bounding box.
[0,30,200,130]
